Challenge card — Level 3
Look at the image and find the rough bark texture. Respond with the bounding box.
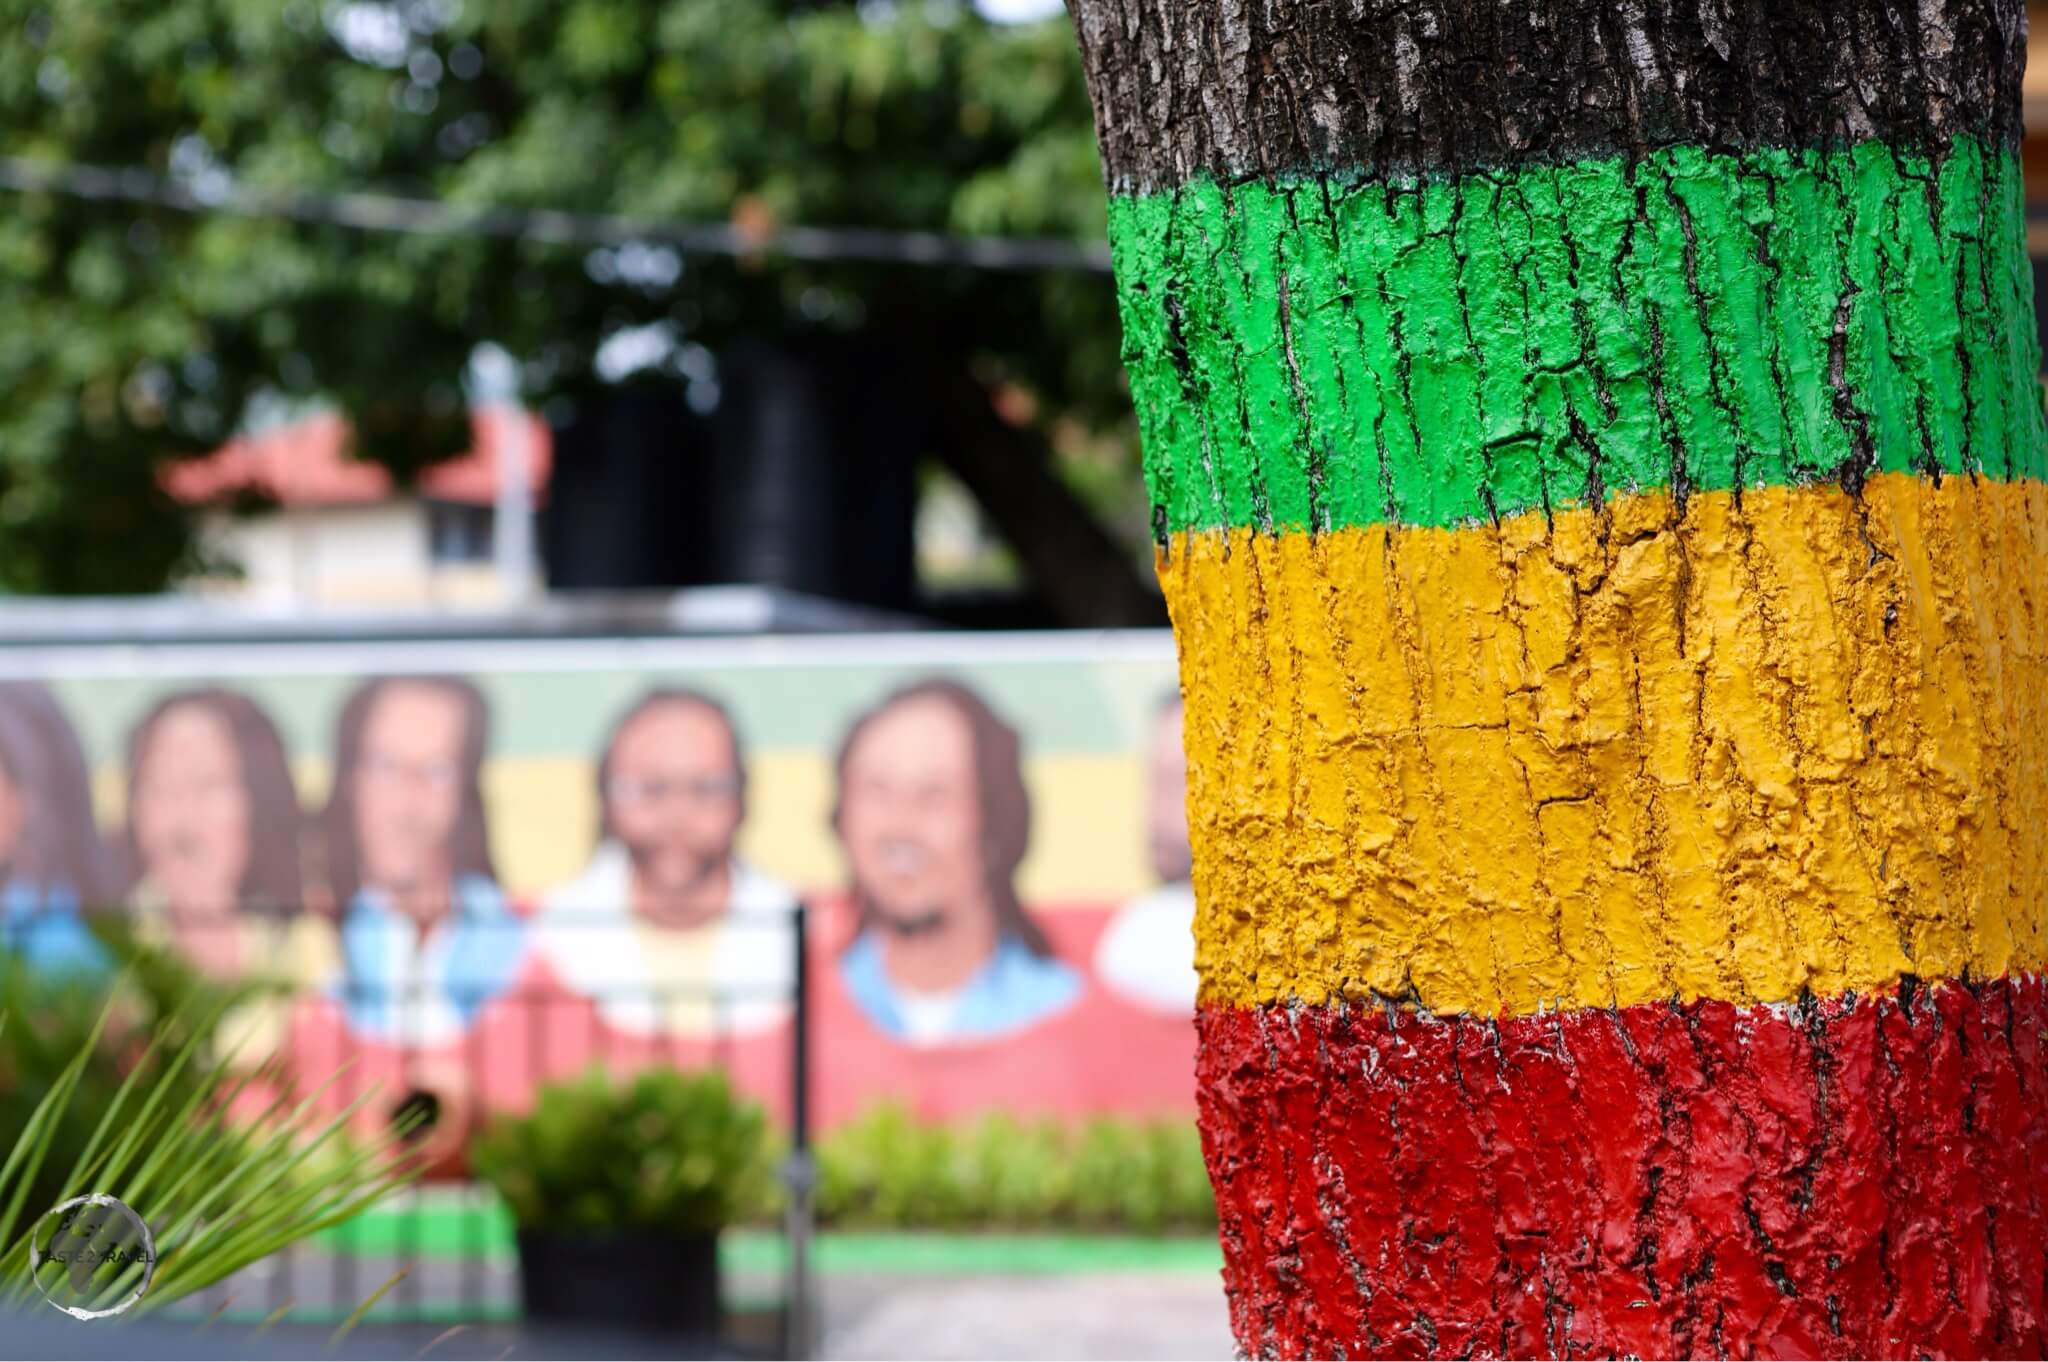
[1165,474,2048,1021]
[1072,0,2026,192]
[1070,0,2048,1357]
[1201,976,2048,1359]
[1108,140,2041,537]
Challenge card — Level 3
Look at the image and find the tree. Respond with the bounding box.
[1068,0,2048,1355]
[0,0,1159,619]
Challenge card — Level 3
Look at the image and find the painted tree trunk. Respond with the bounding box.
[1068,1,2048,1356]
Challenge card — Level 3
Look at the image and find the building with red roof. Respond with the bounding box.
[164,408,551,607]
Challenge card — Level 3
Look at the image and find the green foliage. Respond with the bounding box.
[469,1088,1212,1237]
[0,0,1132,593]
[810,1104,1216,1234]
[0,950,412,1318]
[471,1064,771,1235]
[0,920,280,1241]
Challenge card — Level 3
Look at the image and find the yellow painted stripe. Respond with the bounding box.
[94,752,1157,906]
[1169,472,2048,1017]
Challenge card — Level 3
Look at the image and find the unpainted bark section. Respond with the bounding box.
[1069,0,2026,192]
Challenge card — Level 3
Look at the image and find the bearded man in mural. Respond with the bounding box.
[536,688,798,1039]
[832,679,1081,1046]
[321,676,526,1046]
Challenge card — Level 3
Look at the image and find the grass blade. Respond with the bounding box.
[0,968,409,1321]
[328,1266,410,1349]
[0,987,123,1253]
[253,1299,297,1337]
[49,983,236,1206]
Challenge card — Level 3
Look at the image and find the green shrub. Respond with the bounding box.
[1073,1116,1215,1234]
[471,1065,770,1235]
[807,1104,1214,1234]
[958,1112,1073,1227]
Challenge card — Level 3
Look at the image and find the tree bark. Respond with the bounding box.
[1069,1,2048,1356]
[929,369,1165,629]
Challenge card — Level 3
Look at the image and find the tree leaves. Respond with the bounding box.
[0,0,1132,593]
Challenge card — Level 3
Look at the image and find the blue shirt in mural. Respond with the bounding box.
[840,929,1082,1045]
[0,880,112,978]
[336,874,527,1044]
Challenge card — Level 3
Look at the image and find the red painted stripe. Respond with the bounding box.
[1198,975,2048,1360]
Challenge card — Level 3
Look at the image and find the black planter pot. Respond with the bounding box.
[515,1226,722,1337]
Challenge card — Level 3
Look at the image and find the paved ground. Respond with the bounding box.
[821,1271,1233,1360]
[170,1246,1233,1360]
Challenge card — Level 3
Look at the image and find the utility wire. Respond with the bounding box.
[0,155,1115,275]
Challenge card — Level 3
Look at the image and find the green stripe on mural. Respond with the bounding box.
[1110,137,2047,535]
[47,653,1177,765]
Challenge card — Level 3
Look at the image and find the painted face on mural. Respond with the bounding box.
[606,700,742,919]
[0,759,26,878]
[131,703,251,916]
[0,756,22,870]
[1147,699,1191,885]
[353,681,466,907]
[839,694,987,935]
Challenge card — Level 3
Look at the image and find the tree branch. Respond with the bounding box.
[929,370,1164,629]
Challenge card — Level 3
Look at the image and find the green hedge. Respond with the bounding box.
[802,1105,1216,1234]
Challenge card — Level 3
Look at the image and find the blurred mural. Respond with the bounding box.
[1,634,1194,1135]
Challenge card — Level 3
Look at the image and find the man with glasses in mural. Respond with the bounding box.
[535,688,797,1039]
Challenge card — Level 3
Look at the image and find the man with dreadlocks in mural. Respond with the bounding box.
[319,674,527,1048]
[0,682,119,977]
[830,678,1081,1047]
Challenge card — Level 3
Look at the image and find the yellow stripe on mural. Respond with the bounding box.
[93,753,1157,907]
[486,752,1155,904]
[1168,472,2048,1018]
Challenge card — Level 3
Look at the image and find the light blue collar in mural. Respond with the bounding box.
[0,880,111,978]
[841,929,1080,1046]
[337,874,526,1045]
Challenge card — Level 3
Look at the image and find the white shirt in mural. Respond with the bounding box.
[534,841,799,1038]
[1092,880,1197,1014]
[336,875,528,1048]
[892,982,970,1047]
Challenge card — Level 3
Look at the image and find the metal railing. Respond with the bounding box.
[136,904,816,1356]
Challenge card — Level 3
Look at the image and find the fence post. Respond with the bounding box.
[782,900,815,1360]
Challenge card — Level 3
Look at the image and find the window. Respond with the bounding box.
[425,500,495,564]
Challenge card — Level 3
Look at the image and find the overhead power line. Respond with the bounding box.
[0,155,1115,275]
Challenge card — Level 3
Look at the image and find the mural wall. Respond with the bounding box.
[0,634,1193,1137]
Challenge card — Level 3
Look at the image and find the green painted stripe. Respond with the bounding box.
[315,1191,516,1260]
[1110,137,2047,535]
[315,1197,1222,1275]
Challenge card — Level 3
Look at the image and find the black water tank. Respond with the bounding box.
[540,387,710,589]
[707,336,918,612]
[2036,254,2048,373]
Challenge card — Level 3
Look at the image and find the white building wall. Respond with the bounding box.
[186,500,499,606]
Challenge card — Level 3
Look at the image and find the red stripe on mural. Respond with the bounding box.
[1198,975,2048,1360]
